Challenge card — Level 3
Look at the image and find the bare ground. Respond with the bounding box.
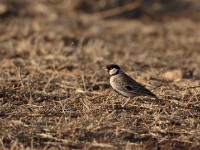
[0,0,200,149]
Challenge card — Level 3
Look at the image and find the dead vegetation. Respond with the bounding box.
[0,0,200,149]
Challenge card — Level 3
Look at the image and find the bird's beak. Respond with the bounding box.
[102,66,107,70]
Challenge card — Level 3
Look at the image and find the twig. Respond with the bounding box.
[17,67,24,89]
[43,72,58,92]
[77,0,142,21]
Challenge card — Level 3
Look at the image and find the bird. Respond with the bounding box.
[103,64,157,106]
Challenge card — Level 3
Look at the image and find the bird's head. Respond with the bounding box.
[103,64,122,76]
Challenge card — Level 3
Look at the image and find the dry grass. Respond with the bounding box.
[0,0,200,149]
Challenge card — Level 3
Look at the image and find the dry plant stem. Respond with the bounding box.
[43,72,58,92]
[77,0,142,21]
[122,97,131,107]
[17,67,24,89]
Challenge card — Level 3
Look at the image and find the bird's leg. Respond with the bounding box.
[122,97,130,107]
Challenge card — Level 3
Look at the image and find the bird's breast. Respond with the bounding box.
[110,75,132,97]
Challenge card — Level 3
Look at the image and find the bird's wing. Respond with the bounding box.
[123,84,156,97]
[123,74,157,97]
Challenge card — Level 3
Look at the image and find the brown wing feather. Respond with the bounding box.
[114,73,157,97]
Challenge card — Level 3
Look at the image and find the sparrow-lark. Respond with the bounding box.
[103,64,157,106]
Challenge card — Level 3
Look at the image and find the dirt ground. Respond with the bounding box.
[0,0,200,149]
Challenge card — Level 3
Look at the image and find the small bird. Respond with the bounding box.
[103,64,157,106]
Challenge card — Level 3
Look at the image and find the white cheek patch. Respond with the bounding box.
[109,68,119,75]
